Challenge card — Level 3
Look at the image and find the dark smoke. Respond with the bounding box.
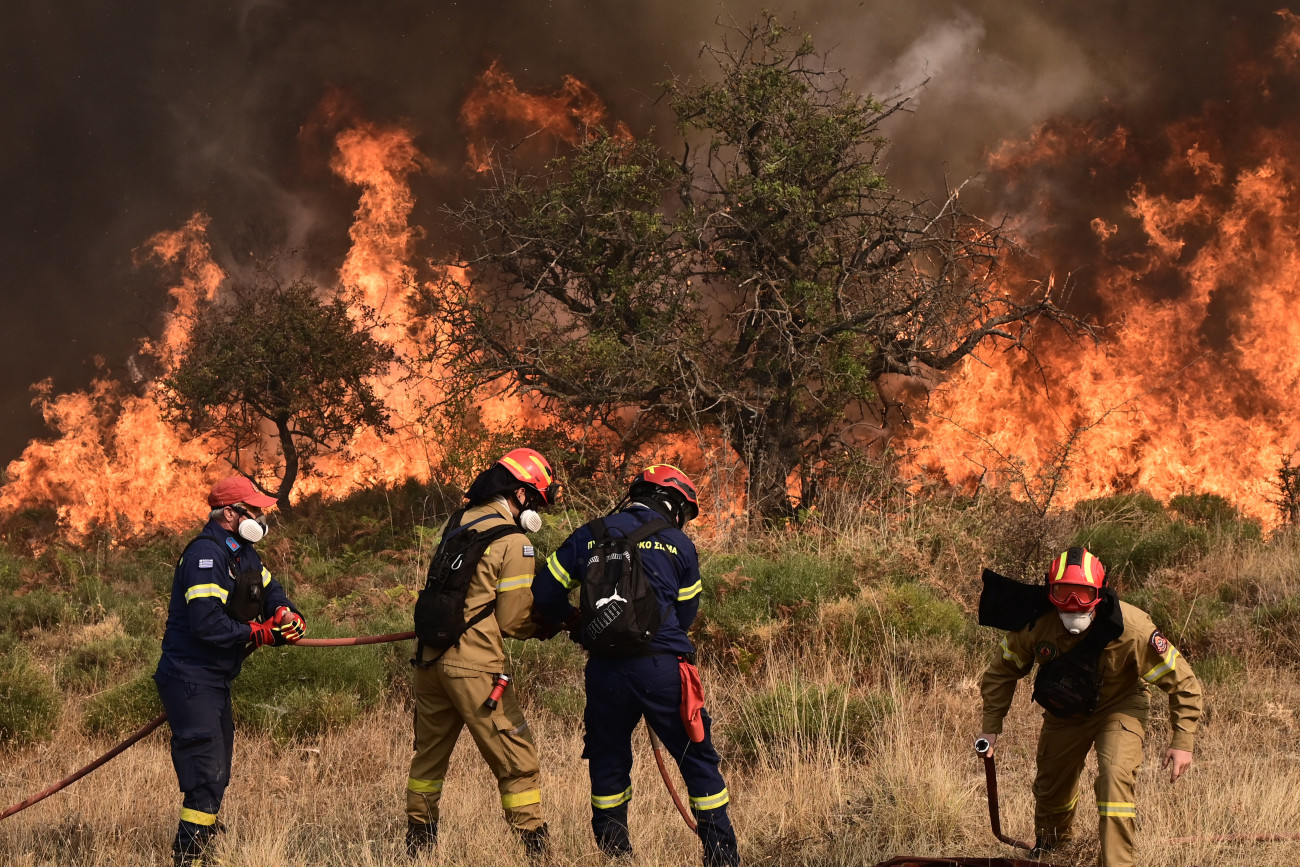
[0,0,1289,463]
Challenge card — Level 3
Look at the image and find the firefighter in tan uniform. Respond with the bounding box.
[978,547,1203,867]
[405,449,559,860]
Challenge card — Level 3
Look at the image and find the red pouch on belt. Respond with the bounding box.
[679,658,705,743]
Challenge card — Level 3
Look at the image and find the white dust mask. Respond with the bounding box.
[1059,610,1094,634]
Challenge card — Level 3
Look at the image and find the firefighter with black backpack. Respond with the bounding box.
[532,465,741,867]
[405,448,558,860]
[978,547,1203,867]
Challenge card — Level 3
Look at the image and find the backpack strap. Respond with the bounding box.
[624,516,670,544]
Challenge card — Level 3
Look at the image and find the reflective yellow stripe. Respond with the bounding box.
[1097,801,1137,817]
[501,454,550,486]
[497,574,534,592]
[407,777,444,795]
[1142,646,1179,683]
[1082,550,1098,584]
[547,552,575,589]
[689,788,729,811]
[1041,792,1079,815]
[999,636,1025,668]
[179,808,218,826]
[591,787,632,809]
[677,580,702,601]
[261,566,271,588]
[185,584,229,603]
[502,789,541,809]
[1052,552,1068,583]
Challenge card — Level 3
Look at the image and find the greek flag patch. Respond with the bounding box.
[522,546,535,557]
[197,558,214,569]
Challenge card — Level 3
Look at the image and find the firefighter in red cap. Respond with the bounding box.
[154,475,307,867]
[978,547,1203,867]
[532,465,740,867]
[404,448,558,861]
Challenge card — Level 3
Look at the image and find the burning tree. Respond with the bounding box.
[437,15,1084,520]
[161,276,395,508]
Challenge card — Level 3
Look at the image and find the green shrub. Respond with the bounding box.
[1074,492,1167,523]
[726,679,892,762]
[0,649,60,746]
[240,686,362,743]
[82,671,164,738]
[821,582,972,657]
[700,551,856,641]
[0,589,70,633]
[536,683,585,720]
[1195,653,1246,685]
[58,634,154,692]
[233,627,391,738]
[1073,521,1209,588]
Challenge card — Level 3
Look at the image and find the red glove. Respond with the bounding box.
[248,620,276,648]
[273,606,306,643]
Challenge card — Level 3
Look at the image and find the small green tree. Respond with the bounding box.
[162,277,395,508]
[436,15,1086,520]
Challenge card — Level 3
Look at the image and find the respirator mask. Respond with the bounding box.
[1058,610,1095,635]
[231,505,269,544]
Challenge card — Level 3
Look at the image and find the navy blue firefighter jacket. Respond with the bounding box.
[155,520,296,686]
[533,503,702,657]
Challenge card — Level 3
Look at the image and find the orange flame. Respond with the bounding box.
[911,23,1300,524]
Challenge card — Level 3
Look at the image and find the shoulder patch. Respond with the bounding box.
[1150,630,1169,655]
[225,537,240,552]
[197,558,214,570]
[522,545,535,558]
[1035,640,1059,663]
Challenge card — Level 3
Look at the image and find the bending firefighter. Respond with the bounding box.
[405,449,558,860]
[532,465,741,867]
[978,547,1203,867]
[154,476,307,867]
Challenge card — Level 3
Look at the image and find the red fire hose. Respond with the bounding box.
[648,725,697,831]
[0,631,417,822]
[974,738,1033,851]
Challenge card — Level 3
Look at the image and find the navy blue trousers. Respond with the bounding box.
[155,675,234,851]
[584,654,738,865]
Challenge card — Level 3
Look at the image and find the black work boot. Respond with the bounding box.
[172,821,216,867]
[405,820,438,859]
[517,822,550,860]
[592,804,633,858]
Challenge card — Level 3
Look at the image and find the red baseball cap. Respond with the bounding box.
[207,476,278,509]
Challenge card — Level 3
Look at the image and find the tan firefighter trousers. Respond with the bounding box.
[1032,711,1145,867]
[406,662,543,832]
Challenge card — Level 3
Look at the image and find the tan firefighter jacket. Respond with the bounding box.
[981,600,1202,751]
[414,499,537,671]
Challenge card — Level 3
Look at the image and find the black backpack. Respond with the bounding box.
[177,532,265,623]
[413,508,522,661]
[578,516,670,655]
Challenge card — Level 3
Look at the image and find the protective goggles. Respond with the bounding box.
[1049,581,1099,610]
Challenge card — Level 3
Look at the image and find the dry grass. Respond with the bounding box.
[5,496,1300,866]
[7,640,1300,867]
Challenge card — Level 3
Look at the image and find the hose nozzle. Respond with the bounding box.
[974,737,991,756]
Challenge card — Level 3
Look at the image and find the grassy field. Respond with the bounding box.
[3,485,1300,865]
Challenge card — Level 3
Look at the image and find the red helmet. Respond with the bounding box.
[1046,547,1106,612]
[497,448,559,506]
[629,464,699,525]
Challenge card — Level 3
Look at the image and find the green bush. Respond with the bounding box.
[0,649,60,746]
[700,551,856,641]
[1124,584,1229,657]
[1073,520,1209,588]
[240,686,363,743]
[233,627,391,738]
[726,679,892,762]
[58,634,154,692]
[1074,492,1167,523]
[821,582,972,658]
[0,589,71,633]
[82,671,164,738]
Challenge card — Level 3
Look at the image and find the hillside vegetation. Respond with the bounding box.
[1,483,1299,865]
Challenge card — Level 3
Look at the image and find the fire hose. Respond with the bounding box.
[974,738,1033,851]
[647,725,697,831]
[0,631,417,823]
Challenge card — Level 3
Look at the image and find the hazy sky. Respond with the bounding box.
[0,0,1285,462]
